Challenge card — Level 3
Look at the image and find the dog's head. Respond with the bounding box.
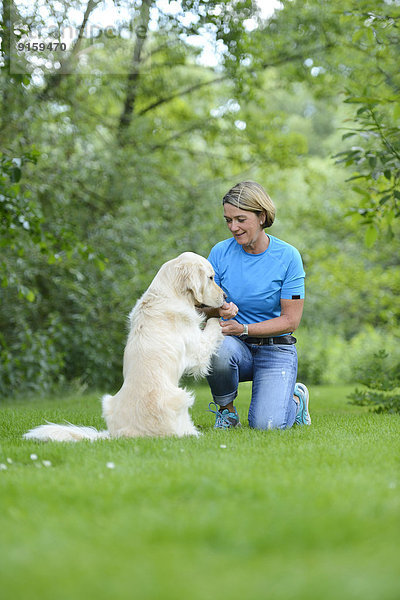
[170,252,225,308]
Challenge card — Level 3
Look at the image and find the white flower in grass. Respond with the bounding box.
[6,458,13,464]
[30,454,38,461]
[106,462,115,469]
[0,463,7,471]
[42,460,52,467]
[220,444,227,449]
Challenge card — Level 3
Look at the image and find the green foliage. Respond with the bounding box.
[296,326,400,387]
[333,5,400,237]
[0,316,66,396]
[0,149,42,300]
[348,350,400,414]
[250,0,400,235]
[1,0,399,396]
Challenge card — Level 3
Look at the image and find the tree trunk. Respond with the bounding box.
[117,0,153,143]
[40,0,101,99]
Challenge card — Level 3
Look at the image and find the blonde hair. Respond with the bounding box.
[222,181,276,228]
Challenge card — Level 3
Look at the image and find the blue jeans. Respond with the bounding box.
[206,336,298,430]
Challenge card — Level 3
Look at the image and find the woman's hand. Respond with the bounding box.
[219,319,244,336]
[218,301,239,320]
[219,302,241,335]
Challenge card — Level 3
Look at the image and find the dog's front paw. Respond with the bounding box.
[205,317,222,333]
[205,317,224,343]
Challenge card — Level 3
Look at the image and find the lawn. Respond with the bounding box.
[1,383,399,600]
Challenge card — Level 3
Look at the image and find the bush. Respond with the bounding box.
[348,350,400,414]
[297,326,400,387]
[0,318,65,396]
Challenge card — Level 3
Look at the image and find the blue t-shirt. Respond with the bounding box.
[207,235,305,325]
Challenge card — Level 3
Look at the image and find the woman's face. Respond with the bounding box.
[223,203,266,251]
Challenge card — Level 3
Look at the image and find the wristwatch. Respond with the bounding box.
[239,324,249,337]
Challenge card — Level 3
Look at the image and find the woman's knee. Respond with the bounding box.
[248,411,293,431]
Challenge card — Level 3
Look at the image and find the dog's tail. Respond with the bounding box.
[23,422,110,442]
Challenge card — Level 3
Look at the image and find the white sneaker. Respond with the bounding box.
[294,383,311,425]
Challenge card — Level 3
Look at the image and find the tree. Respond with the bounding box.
[217,0,400,238]
[1,0,399,395]
[334,7,400,243]
[0,0,267,394]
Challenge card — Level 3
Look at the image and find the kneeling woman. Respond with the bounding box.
[203,181,311,430]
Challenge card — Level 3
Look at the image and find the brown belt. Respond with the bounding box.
[242,335,297,346]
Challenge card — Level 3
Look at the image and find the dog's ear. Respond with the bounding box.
[187,270,204,305]
[175,262,204,304]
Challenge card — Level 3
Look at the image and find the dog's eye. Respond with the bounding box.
[209,275,214,280]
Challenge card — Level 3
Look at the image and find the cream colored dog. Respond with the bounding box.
[24,252,225,441]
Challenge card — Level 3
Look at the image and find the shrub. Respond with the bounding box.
[0,319,65,396]
[348,350,400,414]
[297,326,400,387]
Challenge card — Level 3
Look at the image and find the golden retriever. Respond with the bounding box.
[24,252,225,441]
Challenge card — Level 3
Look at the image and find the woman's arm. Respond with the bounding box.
[220,299,304,337]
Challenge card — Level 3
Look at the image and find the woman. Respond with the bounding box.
[203,181,311,430]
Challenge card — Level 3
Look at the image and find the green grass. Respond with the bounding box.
[1,383,399,600]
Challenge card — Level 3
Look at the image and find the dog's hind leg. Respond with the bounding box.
[167,388,200,437]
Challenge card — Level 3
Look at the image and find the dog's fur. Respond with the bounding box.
[24,252,225,442]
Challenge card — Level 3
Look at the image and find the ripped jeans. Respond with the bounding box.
[206,335,298,430]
